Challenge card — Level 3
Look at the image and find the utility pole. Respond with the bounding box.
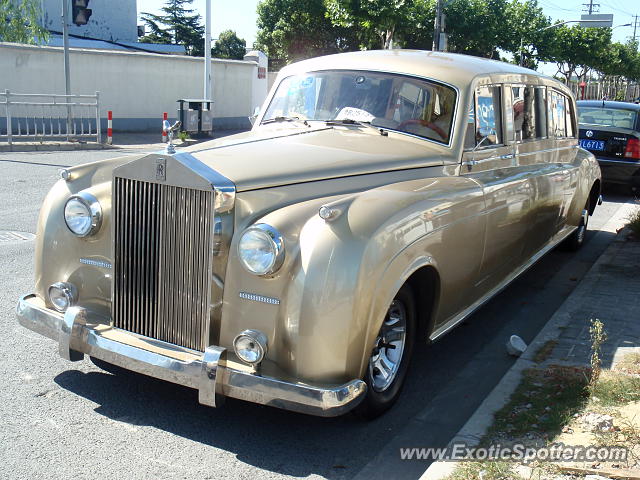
[61,0,72,139]
[633,15,639,42]
[433,0,442,52]
[582,0,599,14]
[204,0,211,101]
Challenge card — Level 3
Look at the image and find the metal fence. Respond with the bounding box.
[0,90,101,145]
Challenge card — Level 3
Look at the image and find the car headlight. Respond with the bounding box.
[64,192,102,237]
[48,282,78,312]
[233,329,268,365]
[237,223,285,275]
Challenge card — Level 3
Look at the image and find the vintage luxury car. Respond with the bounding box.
[577,100,640,192]
[17,50,602,418]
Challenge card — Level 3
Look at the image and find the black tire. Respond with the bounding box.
[355,284,417,419]
[563,198,590,251]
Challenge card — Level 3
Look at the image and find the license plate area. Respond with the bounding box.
[580,139,605,151]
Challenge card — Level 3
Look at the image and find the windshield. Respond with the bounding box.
[578,107,638,130]
[262,70,457,144]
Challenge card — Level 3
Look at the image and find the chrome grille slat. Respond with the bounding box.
[113,178,213,352]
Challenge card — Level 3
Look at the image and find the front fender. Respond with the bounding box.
[221,176,485,384]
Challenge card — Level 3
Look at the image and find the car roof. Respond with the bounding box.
[279,49,549,87]
[577,100,640,111]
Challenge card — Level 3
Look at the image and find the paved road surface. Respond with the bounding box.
[0,148,634,479]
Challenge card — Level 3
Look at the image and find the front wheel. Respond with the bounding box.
[355,284,416,419]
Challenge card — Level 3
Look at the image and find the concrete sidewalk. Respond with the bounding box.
[422,201,640,479]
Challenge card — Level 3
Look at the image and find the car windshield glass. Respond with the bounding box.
[578,107,637,129]
[262,70,457,144]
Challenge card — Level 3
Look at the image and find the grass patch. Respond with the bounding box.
[532,340,558,364]
[614,352,640,376]
[444,461,521,480]
[590,370,640,406]
[487,366,590,440]
[627,207,640,238]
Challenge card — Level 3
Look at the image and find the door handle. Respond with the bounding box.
[499,154,514,159]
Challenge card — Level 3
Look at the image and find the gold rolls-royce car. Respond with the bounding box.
[17,50,602,418]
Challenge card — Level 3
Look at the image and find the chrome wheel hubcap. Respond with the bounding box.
[369,299,407,392]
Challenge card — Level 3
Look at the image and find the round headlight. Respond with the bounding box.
[48,282,78,312]
[233,329,268,365]
[64,192,101,237]
[237,224,285,276]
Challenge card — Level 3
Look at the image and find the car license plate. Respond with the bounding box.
[579,139,605,151]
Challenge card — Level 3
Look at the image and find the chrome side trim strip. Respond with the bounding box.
[429,226,576,342]
[16,295,366,417]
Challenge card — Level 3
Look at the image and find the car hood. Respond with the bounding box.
[182,125,451,192]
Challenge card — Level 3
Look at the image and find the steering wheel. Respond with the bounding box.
[397,119,447,141]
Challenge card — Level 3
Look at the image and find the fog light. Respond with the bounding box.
[48,282,78,312]
[233,329,268,365]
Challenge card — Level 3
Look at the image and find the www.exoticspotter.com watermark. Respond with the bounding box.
[399,443,628,464]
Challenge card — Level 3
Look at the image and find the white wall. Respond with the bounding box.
[0,42,267,131]
[40,0,138,42]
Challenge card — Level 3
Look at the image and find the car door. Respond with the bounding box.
[511,85,566,258]
[460,83,531,299]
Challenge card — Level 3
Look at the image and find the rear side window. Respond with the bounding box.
[550,90,567,137]
[512,86,547,141]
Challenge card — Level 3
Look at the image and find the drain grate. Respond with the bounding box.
[0,230,36,243]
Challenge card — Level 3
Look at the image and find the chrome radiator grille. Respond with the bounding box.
[112,177,214,352]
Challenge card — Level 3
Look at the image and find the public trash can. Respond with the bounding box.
[177,99,213,136]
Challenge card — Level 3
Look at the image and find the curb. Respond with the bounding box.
[0,142,114,152]
[420,203,637,480]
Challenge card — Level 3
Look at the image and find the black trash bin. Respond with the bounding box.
[177,99,213,136]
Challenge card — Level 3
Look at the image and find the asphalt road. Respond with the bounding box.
[0,148,634,480]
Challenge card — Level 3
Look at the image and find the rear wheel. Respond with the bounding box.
[563,198,590,251]
[355,284,416,419]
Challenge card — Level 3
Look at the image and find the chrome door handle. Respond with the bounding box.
[499,154,514,159]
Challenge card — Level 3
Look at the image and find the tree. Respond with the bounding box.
[256,0,357,65]
[212,30,246,60]
[548,25,612,84]
[0,0,48,44]
[140,0,204,56]
[325,0,413,49]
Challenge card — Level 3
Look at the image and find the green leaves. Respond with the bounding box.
[212,30,246,60]
[0,0,49,44]
[140,0,204,56]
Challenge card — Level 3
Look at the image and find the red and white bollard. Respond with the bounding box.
[162,112,168,142]
[107,111,113,145]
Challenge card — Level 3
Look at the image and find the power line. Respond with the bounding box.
[582,0,600,14]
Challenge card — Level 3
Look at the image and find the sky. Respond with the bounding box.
[136,0,639,48]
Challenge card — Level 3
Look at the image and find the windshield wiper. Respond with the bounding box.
[261,116,309,126]
[324,119,388,136]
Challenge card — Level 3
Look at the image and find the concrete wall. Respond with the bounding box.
[40,0,138,42]
[0,42,269,131]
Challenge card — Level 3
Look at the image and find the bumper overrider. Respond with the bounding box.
[16,294,366,416]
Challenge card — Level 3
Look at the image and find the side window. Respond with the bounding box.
[534,87,547,138]
[473,85,502,148]
[550,90,567,138]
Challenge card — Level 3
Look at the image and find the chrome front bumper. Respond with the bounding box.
[16,294,366,417]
